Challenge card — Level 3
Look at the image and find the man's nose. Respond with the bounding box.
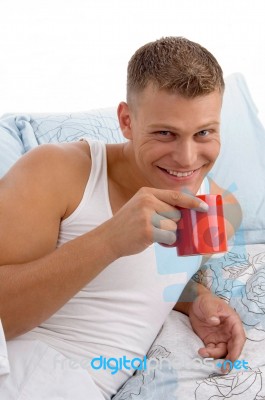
[172,140,198,168]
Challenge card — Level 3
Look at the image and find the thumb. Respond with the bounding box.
[196,294,223,324]
[207,316,221,325]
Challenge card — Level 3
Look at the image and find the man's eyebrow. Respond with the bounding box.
[148,121,220,131]
[196,121,220,130]
[148,124,179,131]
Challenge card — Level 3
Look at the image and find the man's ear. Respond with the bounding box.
[117,102,133,140]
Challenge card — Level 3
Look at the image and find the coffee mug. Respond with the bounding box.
[161,194,228,256]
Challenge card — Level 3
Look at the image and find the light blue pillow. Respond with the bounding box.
[0,108,125,177]
[0,116,25,178]
[210,73,265,245]
[28,108,124,145]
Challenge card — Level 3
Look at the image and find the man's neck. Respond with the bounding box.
[106,142,149,197]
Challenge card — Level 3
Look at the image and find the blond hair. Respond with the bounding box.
[127,37,224,103]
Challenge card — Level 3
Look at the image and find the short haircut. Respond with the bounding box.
[127,36,224,104]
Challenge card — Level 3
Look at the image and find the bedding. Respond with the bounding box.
[0,339,105,400]
[0,73,265,399]
[113,244,265,399]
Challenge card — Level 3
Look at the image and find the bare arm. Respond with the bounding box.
[0,143,117,339]
[173,280,209,314]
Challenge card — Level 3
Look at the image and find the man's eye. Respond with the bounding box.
[197,130,210,137]
[159,131,172,136]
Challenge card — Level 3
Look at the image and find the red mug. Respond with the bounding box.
[161,194,228,256]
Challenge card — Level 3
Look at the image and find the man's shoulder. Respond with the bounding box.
[0,140,92,221]
[8,140,91,183]
[31,141,92,213]
[26,140,91,170]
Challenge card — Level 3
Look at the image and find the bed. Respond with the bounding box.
[0,73,265,399]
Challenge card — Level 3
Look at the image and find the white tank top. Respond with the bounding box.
[20,139,207,399]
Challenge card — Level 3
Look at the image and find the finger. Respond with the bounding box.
[156,209,182,222]
[225,321,246,363]
[151,212,179,230]
[206,309,246,363]
[149,188,209,212]
[198,342,227,359]
[195,294,230,324]
[203,331,231,344]
[152,226,176,245]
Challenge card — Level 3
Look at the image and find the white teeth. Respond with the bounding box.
[166,169,194,177]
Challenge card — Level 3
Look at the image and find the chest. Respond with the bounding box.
[107,177,132,215]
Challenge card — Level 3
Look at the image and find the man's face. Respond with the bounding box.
[122,84,222,195]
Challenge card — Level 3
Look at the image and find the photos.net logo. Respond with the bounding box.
[91,356,249,375]
[53,354,249,375]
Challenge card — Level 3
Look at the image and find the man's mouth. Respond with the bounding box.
[157,166,199,178]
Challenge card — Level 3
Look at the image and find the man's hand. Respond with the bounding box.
[107,187,208,258]
[188,292,246,368]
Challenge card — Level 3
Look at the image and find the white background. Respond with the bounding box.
[0,0,264,125]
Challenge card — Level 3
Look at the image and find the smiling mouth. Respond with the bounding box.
[158,166,199,178]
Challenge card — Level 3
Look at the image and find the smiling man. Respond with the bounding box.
[0,37,245,400]
[118,87,221,195]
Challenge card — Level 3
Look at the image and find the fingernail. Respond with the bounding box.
[194,202,209,212]
[224,364,231,374]
[172,209,181,220]
[209,316,220,324]
[163,231,177,245]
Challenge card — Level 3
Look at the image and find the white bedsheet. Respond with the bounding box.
[0,338,105,400]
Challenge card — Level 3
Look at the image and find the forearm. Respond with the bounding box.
[173,280,210,315]
[0,221,117,340]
